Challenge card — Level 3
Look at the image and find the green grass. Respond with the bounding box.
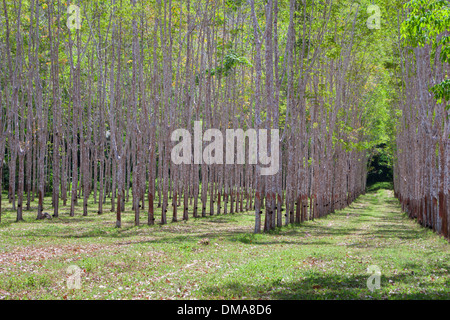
[0,186,449,300]
[366,181,394,193]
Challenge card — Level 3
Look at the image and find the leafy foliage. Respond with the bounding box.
[401,0,450,108]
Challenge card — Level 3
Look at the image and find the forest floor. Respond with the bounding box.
[0,184,449,300]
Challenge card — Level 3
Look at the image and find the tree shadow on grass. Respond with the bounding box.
[4,213,377,251]
[369,225,427,241]
[201,270,450,300]
[7,221,362,250]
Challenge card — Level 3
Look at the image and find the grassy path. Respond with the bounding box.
[0,187,449,299]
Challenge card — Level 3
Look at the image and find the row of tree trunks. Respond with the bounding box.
[0,0,374,233]
[394,40,450,240]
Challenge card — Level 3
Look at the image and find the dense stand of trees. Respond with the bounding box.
[394,0,450,240]
[3,0,446,239]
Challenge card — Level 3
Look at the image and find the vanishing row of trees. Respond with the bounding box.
[394,0,450,240]
[0,0,391,232]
